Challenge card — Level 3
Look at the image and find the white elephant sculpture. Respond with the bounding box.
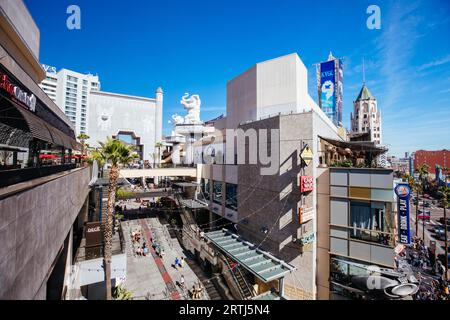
[170,114,184,125]
[180,93,201,124]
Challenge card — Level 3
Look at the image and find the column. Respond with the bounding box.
[173,143,181,165]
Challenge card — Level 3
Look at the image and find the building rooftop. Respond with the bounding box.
[356,85,375,101]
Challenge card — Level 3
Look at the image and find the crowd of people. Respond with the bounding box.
[398,237,449,300]
[131,229,149,257]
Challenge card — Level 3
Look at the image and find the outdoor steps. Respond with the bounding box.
[184,257,224,300]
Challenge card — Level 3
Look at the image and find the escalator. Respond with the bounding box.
[224,256,256,300]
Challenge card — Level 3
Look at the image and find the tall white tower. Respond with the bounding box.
[350,84,382,145]
[155,86,164,145]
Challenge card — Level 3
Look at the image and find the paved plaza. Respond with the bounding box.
[120,213,209,300]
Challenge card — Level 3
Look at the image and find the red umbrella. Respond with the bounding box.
[39,154,57,159]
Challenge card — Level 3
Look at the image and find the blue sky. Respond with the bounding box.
[25,0,450,156]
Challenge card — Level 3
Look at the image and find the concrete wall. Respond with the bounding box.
[226,65,257,129]
[0,0,44,83]
[88,91,162,161]
[0,167,90,299]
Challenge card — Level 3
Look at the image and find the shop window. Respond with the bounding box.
[225,183,237,211]
[213,181,223,205]
[201,178,211,201]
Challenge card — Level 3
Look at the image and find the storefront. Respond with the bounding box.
[0,64,80,187]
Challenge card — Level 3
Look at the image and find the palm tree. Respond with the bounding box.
[89,148,107,178]
[96,138,138,300]
[154,142,164,168]
[77,133,90,163]
[440,185,450,281]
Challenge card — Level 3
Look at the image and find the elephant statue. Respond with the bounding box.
[180,93,201,124]
[170,114,184,125]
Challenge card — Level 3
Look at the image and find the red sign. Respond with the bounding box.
[0,72,36,112]
[300,176,314,193]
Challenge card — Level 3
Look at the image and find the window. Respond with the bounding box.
[201,179,210,201]
[213,181,223,205]
[67,75,78,82]
[349,201,394,246]
[225,183,237,211]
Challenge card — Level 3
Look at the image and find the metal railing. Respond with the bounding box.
[0,163,77,188]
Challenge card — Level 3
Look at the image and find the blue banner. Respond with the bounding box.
[395,184,412,244]
[320,60,336,120]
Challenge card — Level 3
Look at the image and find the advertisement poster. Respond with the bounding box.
[319,60,336,120]
[395,184,412,245]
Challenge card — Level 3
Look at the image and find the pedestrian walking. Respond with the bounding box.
[175,257,180,269]
[180,275,185,289]
[180,257,185,268]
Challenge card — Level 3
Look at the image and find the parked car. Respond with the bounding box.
[430,225,445,233]
[423,202,431,208]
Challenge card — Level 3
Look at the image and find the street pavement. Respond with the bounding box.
[120,210,209,300]
[410,201,447,255]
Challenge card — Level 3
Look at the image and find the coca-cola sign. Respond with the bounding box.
[300,176,314,193]
[0,72,36,112]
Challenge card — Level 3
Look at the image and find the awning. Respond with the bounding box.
[15,105,79,150]
[179,198,208,209]
[319,136,388,154]
[205,229,296,283]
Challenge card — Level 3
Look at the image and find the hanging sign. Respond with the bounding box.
[395,184,411,245]
[300,145,314,167]
[300,176,314,193]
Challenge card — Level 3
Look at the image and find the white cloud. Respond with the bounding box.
[418,54,450,71]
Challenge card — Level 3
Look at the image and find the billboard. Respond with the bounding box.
[318,58,343,127]
[319,60,336,120]
[395,184,412,245]
[337,60,344,126]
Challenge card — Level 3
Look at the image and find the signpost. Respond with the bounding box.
[300,145,314,167]
[395,184,412,245]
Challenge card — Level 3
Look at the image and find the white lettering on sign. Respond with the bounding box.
[13,86,36,112]
[42,64,57,74]
[87,226,101,233]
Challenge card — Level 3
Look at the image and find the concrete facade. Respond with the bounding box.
[39,67,101,135]
[87,89,163,161]
[0,167,91,299]
[0,0,44,83]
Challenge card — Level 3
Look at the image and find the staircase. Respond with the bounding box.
[224,256,255,300]
[185,258,225,300]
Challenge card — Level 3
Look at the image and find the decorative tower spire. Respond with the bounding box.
[328,51,335,61]
[362,58,366,85]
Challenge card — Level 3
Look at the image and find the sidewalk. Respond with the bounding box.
[121,217,209,300]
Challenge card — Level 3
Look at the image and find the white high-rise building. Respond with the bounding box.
[350,84,382,145]
[40,65,100,135]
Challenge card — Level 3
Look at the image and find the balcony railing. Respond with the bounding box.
[0,163,78,188]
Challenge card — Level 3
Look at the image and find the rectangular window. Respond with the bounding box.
[201,179,210,201]
[225,183,237,211]
[213,181,223,205]
[349,201,394,246]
